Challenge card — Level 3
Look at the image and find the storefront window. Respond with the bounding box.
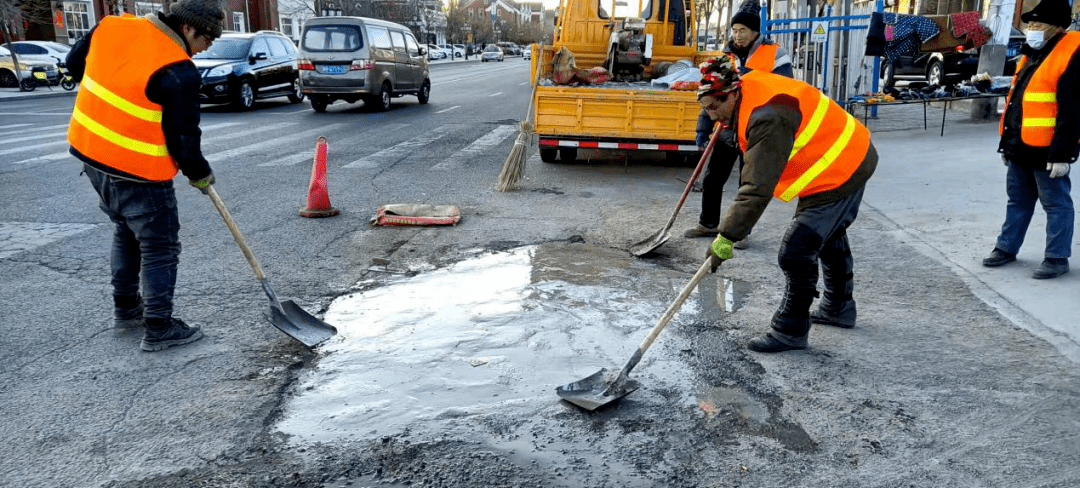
[135,1,164,17]
[63,1,91,41]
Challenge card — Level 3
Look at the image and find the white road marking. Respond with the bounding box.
[207,123,349,165]
[436,105,460,114]
[344,131,447,169]
[430,125,517,171]
[489,92,503,97]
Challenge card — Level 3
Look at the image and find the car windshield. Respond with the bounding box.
[484,46,500,52]
[194,38,252,60]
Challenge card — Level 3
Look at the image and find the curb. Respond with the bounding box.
[0,88,78,102]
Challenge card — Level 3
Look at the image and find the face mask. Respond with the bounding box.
[1025,28,1046,49]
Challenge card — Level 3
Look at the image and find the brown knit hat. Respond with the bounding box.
[169,0,225,38]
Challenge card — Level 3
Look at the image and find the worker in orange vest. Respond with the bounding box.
[66,0,224,352]
[983,0,1079,280]
[685,0,793,251]
[698,55,877,353]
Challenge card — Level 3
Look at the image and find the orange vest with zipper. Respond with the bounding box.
[743,43,778,72]
[736,70,870,202]
[1000,32,1080,147]
[68,15,190,181]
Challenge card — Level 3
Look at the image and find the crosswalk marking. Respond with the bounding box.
[207,123,349,165]
[204,122,296,145]
[11,151,71,166]
[0,139,69,157]
[436,106,460,114]
[3,129,68,145]
[1,123,69,137]
[430,125,516,171]
[343,131,447,169]
[0,124,34,131]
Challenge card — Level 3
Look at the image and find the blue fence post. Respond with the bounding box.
[870,0,883,118]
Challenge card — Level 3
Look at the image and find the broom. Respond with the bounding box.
[495,57,541,191]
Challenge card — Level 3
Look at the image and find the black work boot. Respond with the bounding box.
[1033,258,1069,279]
[749,312,809,353]
[982,248,1016,267]
[114,294,145,329]
[810,299,856,328]
[141,318,203,352]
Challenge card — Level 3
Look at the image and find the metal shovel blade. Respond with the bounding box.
[629,229,671,257]
[556,368,642,411]
[265,299,338,348]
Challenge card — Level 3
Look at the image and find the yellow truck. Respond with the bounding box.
[530,0,720,162]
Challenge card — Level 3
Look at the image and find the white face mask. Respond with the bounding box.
[1025,29,1046,49]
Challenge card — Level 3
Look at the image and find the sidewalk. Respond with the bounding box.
[866,120,1080,362]
[0,85,77,101]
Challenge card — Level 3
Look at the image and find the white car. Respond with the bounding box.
[6,40,71,66]
[438,44,462,58]
[522,45,532,60]
[0,45,60,87]
[480,44,504,62]
[426,44,447,60]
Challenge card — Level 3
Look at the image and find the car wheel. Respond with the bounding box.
[417,80,430,104]
[368,82,391,111]
[233,80,255,110]
[287,78,305,103]
[539,148,558,163]
[882,62,896,88]
[0,69,17,88]
[310,97,328,113]
[927,60,944,86]
[558,147,577,162]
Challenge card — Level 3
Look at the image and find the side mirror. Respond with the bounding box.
[249,52,268,63]
[419,46,427,55]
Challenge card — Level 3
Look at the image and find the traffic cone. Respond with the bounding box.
[299,136,339,218]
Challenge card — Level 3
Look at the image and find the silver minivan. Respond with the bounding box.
[298,16,430,112]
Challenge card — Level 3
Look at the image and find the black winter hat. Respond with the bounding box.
[1020,0,1071,28]
[731,0,761,32]
[168,0,225,38]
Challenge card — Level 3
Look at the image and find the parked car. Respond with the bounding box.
[438,43,462,58]
[453,44,467,57]
[481,44,505,62]
[522,44,532,60]
[299,16,430,112]
[0,45,60,88]
[427,44,448,59]
[192,30,304,109]
[881,26,1026,87]
[496,41,521,56]
[5,40,71,66]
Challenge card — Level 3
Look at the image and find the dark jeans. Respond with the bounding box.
[84,165,181,320]
[698,139,742,228]
[772,186,865,339]
[995,161,1074,259]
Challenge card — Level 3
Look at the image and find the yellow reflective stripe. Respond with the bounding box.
[789,93,831,158]
[71,106,169,157]
[1024,117,1057,127]
[82,75,163,123]
[1023,92,1056,103]
[780,114,856,201]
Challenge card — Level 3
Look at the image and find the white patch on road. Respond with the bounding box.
[430,125,517,171]
[489,92,503,97]
[0,222,98,259]
[436,106,460,114]
[344,131,447,169]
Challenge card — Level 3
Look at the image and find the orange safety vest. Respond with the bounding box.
[1000,32,1080,148]
[736,70,871,202]
[743,43,778,72]
[68,15,190,181]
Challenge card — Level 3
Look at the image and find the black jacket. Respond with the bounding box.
[67,13,212,182]
[998,33,1080,166]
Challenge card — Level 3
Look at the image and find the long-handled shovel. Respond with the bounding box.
[206,185,337,348]
[629,126,722,257]
[557,255,719,410]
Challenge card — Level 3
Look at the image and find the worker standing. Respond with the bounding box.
[698,55,877,353]
[684,0,793,250]
[982,0,1079,279]
[66,0,224,351]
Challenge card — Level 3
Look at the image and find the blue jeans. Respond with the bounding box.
[84,165,181,320]
[995,161,1074,259]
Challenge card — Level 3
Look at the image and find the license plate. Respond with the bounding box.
[33,72,47,80]
[318,65,347,75]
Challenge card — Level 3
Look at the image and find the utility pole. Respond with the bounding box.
[971,0,1016,120]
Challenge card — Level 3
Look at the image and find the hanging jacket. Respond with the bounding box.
[719,70,877,242]
[999,31,1080,165]
[67,14,211,182]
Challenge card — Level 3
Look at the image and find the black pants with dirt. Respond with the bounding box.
[698,138,742,228]
[770,185,865,345]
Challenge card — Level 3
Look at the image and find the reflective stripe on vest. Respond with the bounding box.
[67,15,189,181]
[736,71,870,202]
[1000,32,1080,147]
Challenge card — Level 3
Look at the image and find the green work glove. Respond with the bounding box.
[710,234,734,260]
[189,173,215,195]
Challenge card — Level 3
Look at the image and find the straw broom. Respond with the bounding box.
[495,62,541,191]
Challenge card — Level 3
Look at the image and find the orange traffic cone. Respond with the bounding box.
[299,136,339,218]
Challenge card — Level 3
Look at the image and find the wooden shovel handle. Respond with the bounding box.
[206,185,268,282]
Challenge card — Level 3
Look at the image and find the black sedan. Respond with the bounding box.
[193,31,304,110]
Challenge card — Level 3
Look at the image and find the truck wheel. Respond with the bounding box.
[559,148,577,162]
[539,148,558,163]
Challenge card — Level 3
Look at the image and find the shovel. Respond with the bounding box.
[557,255,719,410]
[629,127,721,257]
[206,185,337,348]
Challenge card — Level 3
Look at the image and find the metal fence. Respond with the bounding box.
[763,1,883,103]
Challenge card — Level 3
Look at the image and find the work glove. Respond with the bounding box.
[707,235,735,272]
[189,173,215,195]
[1047,162,1070,178]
